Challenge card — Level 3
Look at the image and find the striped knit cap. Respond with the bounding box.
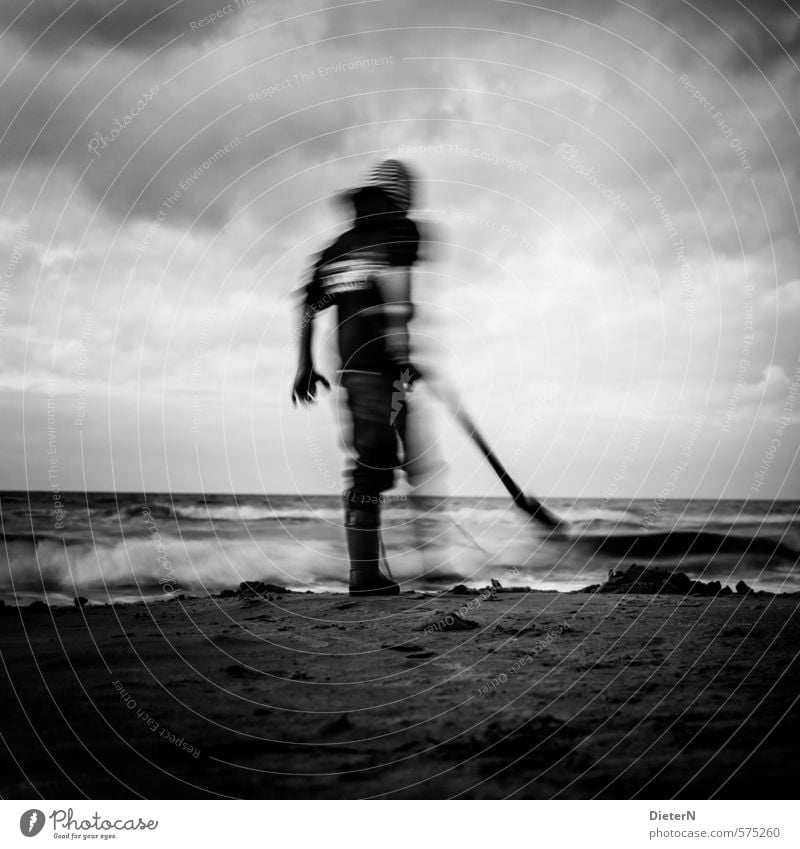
[367,158,415,212]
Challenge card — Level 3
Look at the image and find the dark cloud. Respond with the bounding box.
[647,0,800,74]
[0,0,235,51]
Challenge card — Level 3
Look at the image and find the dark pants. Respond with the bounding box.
[339,371,410,514]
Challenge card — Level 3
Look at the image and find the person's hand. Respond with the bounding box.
[291,366,330,406]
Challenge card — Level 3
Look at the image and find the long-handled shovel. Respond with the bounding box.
[416,379,800,566]
[439,398,799,560]
[423,379,565,531]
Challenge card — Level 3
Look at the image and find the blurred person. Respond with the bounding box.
[291,158,446,596]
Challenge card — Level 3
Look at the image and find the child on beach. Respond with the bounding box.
[291,158,438,596]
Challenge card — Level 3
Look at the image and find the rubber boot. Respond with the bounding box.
[345,507,400,597]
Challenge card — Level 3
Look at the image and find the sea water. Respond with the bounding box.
[1,491,798,604]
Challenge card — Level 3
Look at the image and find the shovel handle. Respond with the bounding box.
[425,378,562,529]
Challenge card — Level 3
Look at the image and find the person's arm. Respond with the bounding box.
[375,267,420,384]
[291,301,330,406]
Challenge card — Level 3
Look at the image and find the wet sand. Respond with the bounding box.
[1,586,799,799]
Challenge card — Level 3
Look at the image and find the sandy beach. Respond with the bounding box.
[2,575,799,799]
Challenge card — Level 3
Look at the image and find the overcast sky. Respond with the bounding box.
[1,0,798,499]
